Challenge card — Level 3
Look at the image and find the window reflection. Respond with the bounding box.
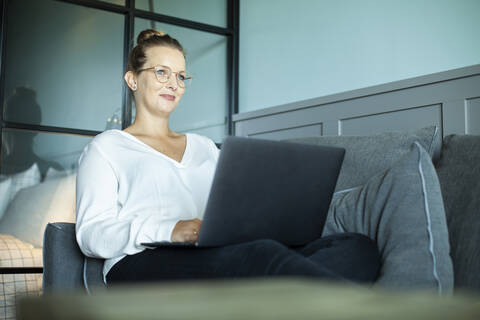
[105,108,123,130]
[4,0,124,131]
[0,129,92,224]
[4,87,41,125]
[1,128,92,181]
[2,87,63,179]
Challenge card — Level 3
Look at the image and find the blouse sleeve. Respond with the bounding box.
[75,141,179,259]
[208,138,221,162]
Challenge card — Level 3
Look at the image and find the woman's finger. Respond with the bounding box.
[192,229,199,242]
[183,230,197,242]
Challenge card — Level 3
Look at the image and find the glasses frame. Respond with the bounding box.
[137,65,192,88]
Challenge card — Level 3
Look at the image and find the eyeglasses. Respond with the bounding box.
[137,65,192,88]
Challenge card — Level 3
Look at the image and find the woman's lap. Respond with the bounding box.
[107,233,380,285]
[294,233,381,283]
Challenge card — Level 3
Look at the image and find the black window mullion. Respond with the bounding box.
[227,0,239,135]
[122,0,134,129]
[0,0,8,166]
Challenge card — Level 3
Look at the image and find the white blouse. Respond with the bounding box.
[75,129,220,281]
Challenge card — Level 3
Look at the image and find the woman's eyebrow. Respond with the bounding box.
[154,64,186,72]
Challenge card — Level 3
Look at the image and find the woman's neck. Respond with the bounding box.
[125,111,176,138]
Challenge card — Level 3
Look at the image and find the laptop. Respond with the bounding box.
[141,136,345,248]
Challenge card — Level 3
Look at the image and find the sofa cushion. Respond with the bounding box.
[322,142,453,294]
[436,134,480,291]
[287,126,441,191]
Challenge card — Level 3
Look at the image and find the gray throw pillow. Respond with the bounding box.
[322,142,453,294]
[287,126,441,191]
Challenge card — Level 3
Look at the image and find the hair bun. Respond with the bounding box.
[137,29,167,44]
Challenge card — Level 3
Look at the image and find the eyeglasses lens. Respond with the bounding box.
[155,67,191,88]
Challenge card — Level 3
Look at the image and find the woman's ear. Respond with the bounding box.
[124,71,137,91]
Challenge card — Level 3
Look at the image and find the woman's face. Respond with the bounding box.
[134,45,186,116]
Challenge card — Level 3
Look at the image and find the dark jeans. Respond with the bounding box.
[106,233,380,285]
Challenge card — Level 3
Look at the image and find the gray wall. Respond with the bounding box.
[239,0,480,113]
[233,65,480,139]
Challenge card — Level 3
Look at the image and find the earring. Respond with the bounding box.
[132,85,137,91]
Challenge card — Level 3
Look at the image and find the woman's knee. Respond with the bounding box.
[306,232,381,283]
[336,233,381,282]
[331,233,379,260]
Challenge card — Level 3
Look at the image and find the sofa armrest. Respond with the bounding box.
[43,222,87,292]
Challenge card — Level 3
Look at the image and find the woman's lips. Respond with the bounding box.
[160,94,175,101]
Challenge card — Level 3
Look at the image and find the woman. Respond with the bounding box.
[76,29,380,285]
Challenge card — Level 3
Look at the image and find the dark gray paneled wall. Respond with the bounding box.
[233,65,480,140]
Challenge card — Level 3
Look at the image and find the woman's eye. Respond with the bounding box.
[156,69,167,76]
[177,74,186,81]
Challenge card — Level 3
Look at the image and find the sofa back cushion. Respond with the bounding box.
[286,127,452,292]
[287,126,441,192]
[436,134,480,291]
[323,143,453,293]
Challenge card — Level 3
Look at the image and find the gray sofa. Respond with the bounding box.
[42,128,480,293]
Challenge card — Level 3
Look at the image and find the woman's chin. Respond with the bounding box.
[155,104,178,116]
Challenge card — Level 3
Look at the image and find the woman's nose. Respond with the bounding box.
[165,73,178,90]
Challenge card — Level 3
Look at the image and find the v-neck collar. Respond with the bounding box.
[114,130,190,167]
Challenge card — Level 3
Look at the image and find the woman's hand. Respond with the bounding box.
[171,218,202,243]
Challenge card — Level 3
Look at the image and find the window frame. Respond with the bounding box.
[0,0,239,275]
[0,0,238,141]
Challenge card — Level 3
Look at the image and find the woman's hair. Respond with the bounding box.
[127,29,186,74]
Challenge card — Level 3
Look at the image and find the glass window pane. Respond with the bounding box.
[1,128,92,179]
[134,19,228,142]
[4,0,124,131]
[136,0,227,28]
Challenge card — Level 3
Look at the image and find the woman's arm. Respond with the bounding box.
[75,141,179,259]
